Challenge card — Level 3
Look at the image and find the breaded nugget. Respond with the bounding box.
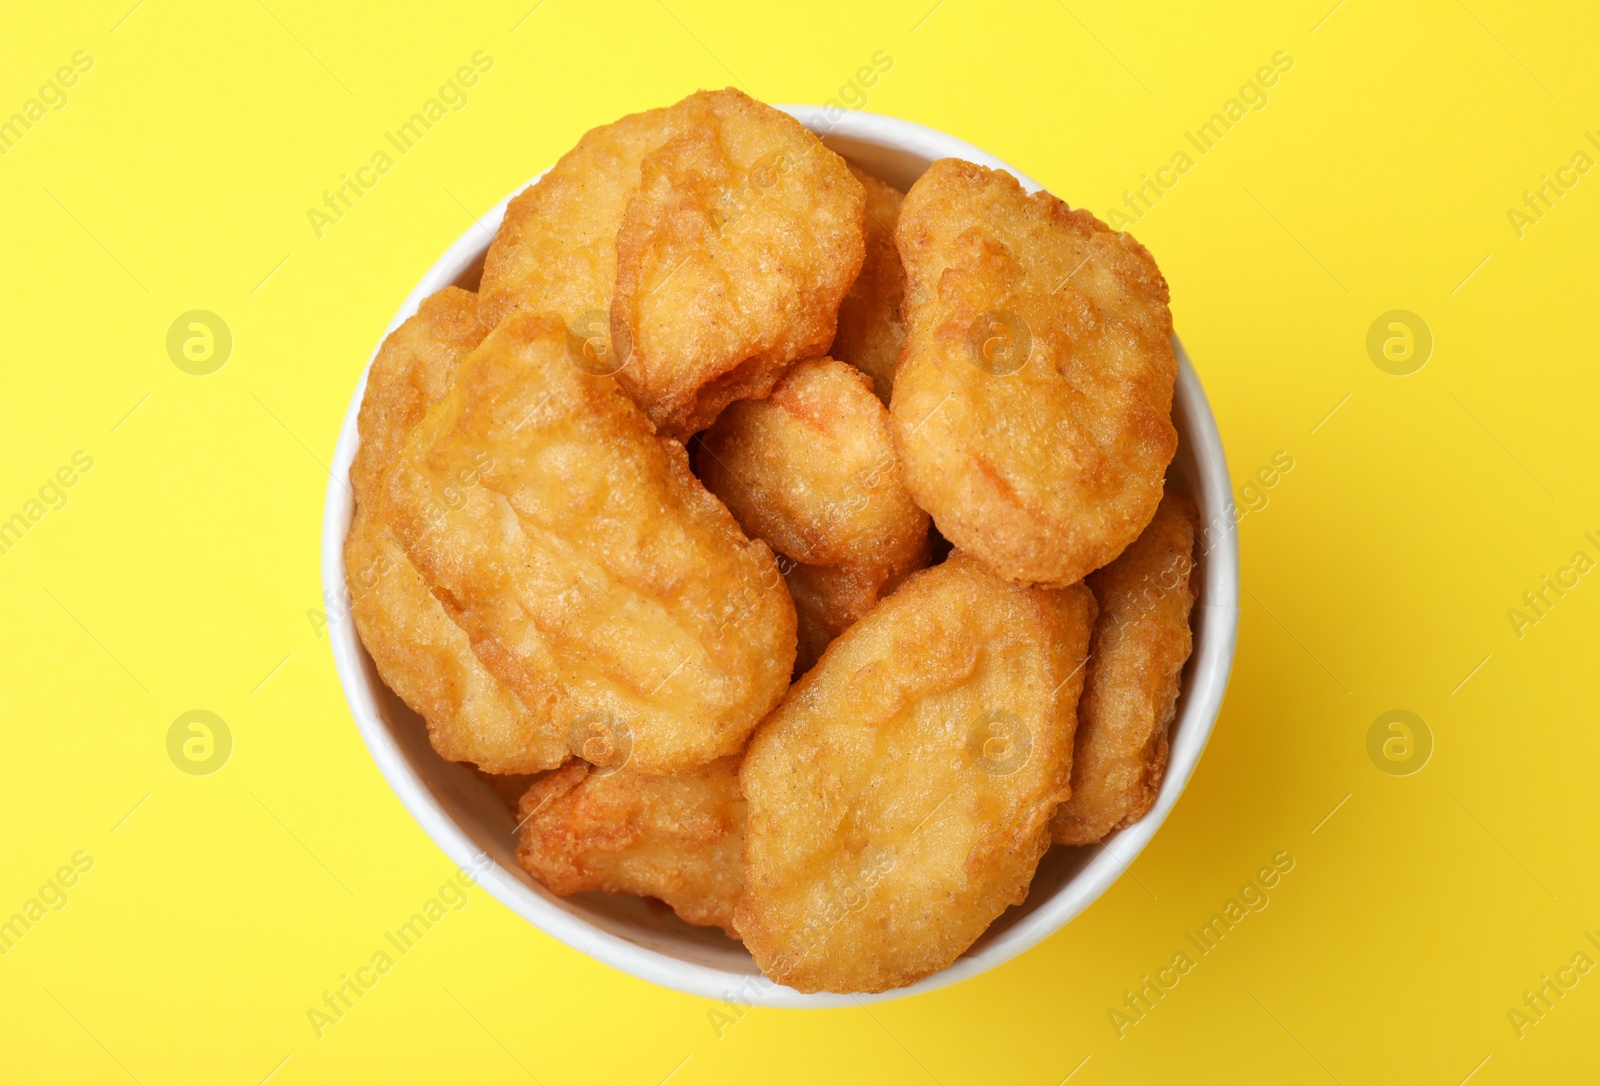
[890,158,1178,587]
[516,757,745,937]
[612,89,865,436]
[782,557,926,677]
[381,310,796,776]
[699,357,930,671]
[344,288,565,774]
[1053,490,1198,846]
[699,358,928,572]
[781,561,871,677]
[735,555,1095,993]
[830,163,907,404]
[349,287,488,497]
[479,102,687,349]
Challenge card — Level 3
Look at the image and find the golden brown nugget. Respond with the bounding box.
[612,89,865,436]
[830,162,907,404]
[699,358,928,573]
[781,561,871,676]
[344,288,565,774]
[516,758,745,937]
[382,310,796,776]
[782,557,927,677]
[1053,490,1198,846]
[699,357,930,672]
[890,158,1178,587]
[478,102,688,349]
[736,555,1095,993]
[348,288,487,498]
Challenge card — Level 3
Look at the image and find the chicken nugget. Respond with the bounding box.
[516,757,745,937]
[349,287,487,498]
[830,162,907,404]
[735,554,1095,993]
[699,358,927,572]
[612,89,865,436]
[891,159,1178,587]
[781,561,872,677]
[1053,490,1198,846]
[699,357,930,671]
[479,101,687,350]
[781,556,932,677]
[381,310,796,776]
[345,288,566,774]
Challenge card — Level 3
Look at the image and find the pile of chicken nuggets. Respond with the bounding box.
[345,89,1201,994]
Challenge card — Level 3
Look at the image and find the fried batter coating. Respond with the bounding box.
[612,89,865,436]
[890,158,1178,587]
[782,561,870,677]
[479,102,687,345]
[349,288,487,498]
[699,357,930,672]
[516,757,745,937]
[344,288,565,774]
[782,557,926,677]
[830,163,907,404]
[735,555,1095,993]
[381,310,796,776]
[699,358,927,572]
[1053,490,1198,846]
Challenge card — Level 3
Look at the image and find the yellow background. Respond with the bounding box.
[3,1,1596,1082]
